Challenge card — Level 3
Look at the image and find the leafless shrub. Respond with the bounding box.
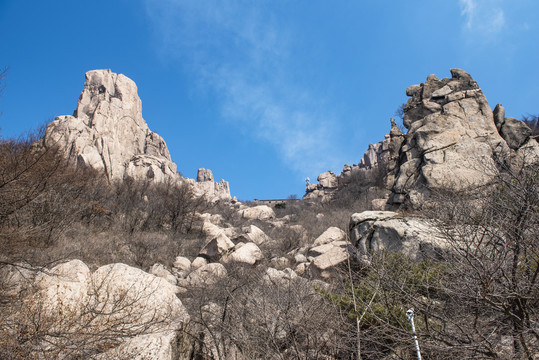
[0,263,184,359]
[0,130,106,262]
[521,114,539,136]
[182,264,353,359]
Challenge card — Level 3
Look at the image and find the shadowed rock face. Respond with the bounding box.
[43,69,177,183]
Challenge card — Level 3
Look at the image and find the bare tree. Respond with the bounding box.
[428,159,538,359]
[182,264,352,359]
[0,262,185,359]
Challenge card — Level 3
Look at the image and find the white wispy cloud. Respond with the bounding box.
[144,0,344,177]
[459,0,506,35]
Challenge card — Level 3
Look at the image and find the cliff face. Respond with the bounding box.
[305,69,539,208]
[43,69,231,200]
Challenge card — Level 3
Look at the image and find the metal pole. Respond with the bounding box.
[406,308,422,360]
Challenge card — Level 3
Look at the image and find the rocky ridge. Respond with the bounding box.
[305,69,539,208]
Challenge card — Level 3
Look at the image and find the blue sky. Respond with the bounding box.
[1,0,538,200]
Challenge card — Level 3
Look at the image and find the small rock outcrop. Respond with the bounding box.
[192,168,231,200]
[304,171,338,201]
[225,242,264,265]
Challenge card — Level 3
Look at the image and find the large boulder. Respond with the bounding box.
[349,211,447,262]
[312,227,347,246]
[226,242,264,265]
[240,205,276,220]
[307,240,350,279]
[493,104,533,150]
[198,233,235,261]
[239,225,271,245]
[17,260,189,359]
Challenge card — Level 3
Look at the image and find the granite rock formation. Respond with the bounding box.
[42,69,231,200]
[43,69,177,183]
[389,69,508,207]
[192,168,231,200]
[305,69,539,208]
[349,211,448,263]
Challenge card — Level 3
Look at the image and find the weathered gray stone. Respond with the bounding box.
[226,242,264,265]
[500,117,532,150]
[199,233,235,261]
[313,227,347,247]
[349,211,448,261]
[240,205,275,220]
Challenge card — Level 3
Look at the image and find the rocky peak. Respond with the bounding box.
[197,168,214,182]
[403,68,483,129]
[390,68,538,207]
[42,69,232,200]
[43,69,176,182]
[305,69,539,208]
[192,168,231,201]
